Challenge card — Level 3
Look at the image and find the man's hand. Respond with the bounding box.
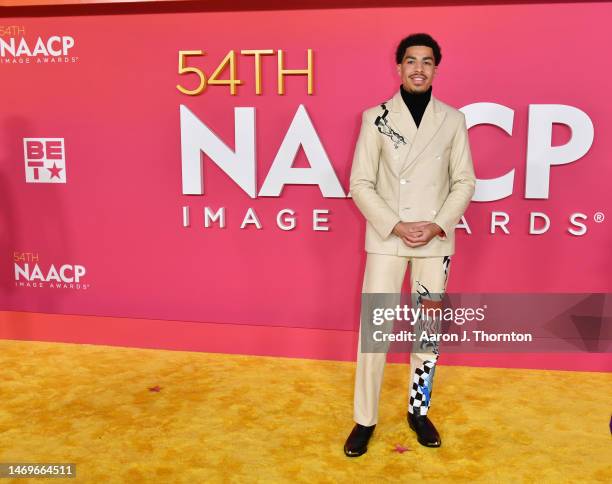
[392,221,425,241]
[393,221,443,248]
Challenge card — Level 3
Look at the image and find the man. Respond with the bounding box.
[344,33,476,457]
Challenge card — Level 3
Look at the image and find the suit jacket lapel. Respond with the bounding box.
[386,89,447,174]
[387,90,417,149]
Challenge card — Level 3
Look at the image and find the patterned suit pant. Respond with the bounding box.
[353,253,451,426]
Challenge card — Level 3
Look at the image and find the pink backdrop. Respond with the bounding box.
[1,3,611,370]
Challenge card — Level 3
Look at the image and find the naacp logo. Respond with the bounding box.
[23,138,66,184]
[14,263,89,290]
[0,28,78,65]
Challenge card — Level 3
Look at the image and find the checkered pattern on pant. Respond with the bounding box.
[409,358,437,416]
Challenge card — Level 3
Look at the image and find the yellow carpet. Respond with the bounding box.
[0,339,610,483]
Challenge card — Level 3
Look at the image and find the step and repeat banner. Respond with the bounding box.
[1,3,610,361]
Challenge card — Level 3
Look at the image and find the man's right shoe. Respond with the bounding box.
[343,423,376,457]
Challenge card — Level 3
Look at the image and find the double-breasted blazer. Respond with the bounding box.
[349,89,476,257]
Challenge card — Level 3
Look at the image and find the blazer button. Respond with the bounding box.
[400,179,407,185]
[436,155,441,159]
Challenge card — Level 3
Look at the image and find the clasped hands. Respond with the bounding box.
[392,221,444,248]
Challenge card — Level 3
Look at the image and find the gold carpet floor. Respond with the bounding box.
[0,339,610,483]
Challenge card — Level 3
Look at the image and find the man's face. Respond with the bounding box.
[397,45,437,93]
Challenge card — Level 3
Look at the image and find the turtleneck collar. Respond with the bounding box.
[399,84,432,128]
[400,83,432,107]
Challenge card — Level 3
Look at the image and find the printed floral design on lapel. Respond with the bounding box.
[374,102,407,149]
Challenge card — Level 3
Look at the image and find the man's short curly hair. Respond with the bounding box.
[395,33,442,66]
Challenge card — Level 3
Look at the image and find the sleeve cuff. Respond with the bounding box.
[432,221,448,240]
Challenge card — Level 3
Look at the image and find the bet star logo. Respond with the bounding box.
[23,138,67,184]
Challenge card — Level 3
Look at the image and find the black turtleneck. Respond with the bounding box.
[400,84,432,128]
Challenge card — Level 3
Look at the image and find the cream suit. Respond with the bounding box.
[350,89,476,257]
[349,89,476,426]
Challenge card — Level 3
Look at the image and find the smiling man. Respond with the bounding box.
[344,33,476,457]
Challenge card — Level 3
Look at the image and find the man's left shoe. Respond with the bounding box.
[407,412,441,447]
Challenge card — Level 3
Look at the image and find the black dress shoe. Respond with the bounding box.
[407,412,441,447]
[343,423,376,457]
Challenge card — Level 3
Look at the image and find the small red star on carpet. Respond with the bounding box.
[47,163,63,179]
[393,443,411,453]
[148,385,161,392]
